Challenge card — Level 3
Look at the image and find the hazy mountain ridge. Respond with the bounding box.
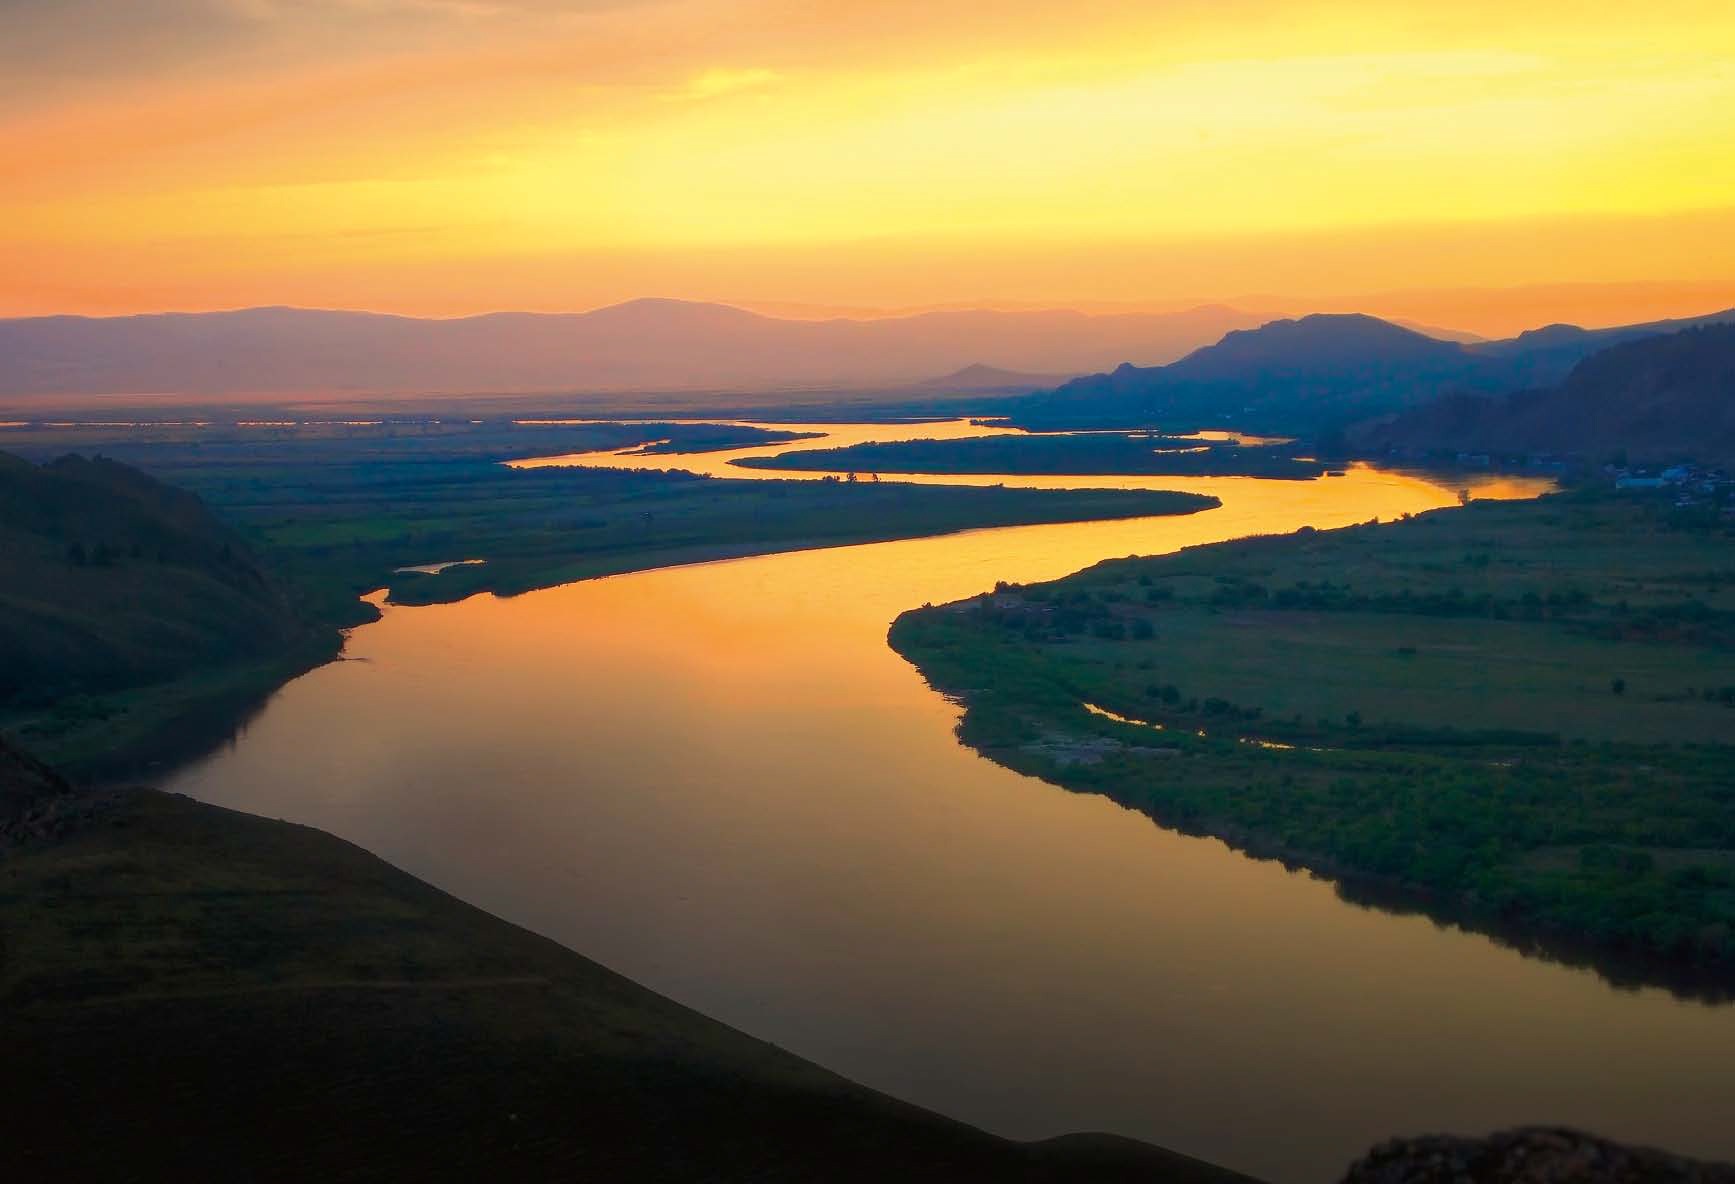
[908,363,1072,391]
[1004,307,1735,434]
[0,299,1261,400]
[1354,322,1735,463]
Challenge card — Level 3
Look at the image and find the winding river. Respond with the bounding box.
[169,422,1735,1183]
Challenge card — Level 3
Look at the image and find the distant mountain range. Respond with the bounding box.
[1004,308,1735,434]
[1354,322,1735,464]
[906,364,1069,392]
[0,299,1263,401]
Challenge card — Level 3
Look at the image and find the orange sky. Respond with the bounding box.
[4,0,1734,334]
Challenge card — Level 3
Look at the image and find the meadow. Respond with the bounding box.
[890,491,1735,986]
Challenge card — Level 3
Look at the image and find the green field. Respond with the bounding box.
[890,491,1735,988]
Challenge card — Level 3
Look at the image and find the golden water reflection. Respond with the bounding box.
[507,417,1544,501]
[167,438,1732,1184]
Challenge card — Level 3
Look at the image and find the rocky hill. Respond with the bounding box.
[1342,1127,1735,1184]
[1354,323,1735,464]
[1005,308,1735,435]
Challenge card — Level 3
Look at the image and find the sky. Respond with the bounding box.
[4,0,1734,333]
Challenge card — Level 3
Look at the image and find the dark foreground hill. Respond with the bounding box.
[0,738,1250,1184]
[1006,308,1735,435]
[0,452,302,700]
[0,451,343,777]
[1354,323,1735,464]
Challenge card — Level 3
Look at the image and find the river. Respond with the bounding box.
[168,421,1734,1183]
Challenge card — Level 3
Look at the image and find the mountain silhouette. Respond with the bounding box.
[1355,322,1735,463]
[0,301,1261,400]
[1007,308,1735,433]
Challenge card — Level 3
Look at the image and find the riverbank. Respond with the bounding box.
[731,431,1324,479]
[0,741,1252,1183]
[0,420,1216,782]
[889,489,1735,993]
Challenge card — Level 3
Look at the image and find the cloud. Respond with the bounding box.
[675,67,781,101]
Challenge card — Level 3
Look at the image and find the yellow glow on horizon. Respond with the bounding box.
[3,0,1733,327]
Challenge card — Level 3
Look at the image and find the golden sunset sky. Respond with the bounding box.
[5,0,1734,332]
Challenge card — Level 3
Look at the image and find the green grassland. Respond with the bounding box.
[733,430,1324,478]
[0,744,1249,1184]
[1,420,1214,778]
[1,419,1214,613]
[889,491,1735,990]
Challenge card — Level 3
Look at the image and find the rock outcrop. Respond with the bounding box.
[1343,1128,1735,1184]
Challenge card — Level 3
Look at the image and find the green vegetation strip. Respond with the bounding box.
[890,492,1735,987]
[1,420,1216,778]
[734,432,1323,478]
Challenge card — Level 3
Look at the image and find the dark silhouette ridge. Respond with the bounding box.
[0,775,1258,1184]
[1006,307,1735,434]
[1355,322,1735,463]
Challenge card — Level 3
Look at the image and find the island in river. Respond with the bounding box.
[732,430,1325,480]
[9,413,1732,1180]
[0,418,1216,778]
[890,488,1735,990]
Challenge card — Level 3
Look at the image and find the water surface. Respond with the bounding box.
[171,428,1732,1183]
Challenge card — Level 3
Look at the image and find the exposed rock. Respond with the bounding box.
[0,737,113,850]
[1342,1128,1735,1184]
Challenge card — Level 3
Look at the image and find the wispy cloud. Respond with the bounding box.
[674,66,781,101]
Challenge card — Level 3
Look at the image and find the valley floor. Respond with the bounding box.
[890,490,1735,991]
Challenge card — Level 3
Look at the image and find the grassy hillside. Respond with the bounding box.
[0,452,343,779]
[0,452,300,697]
[0,740,1250,1184]
[890,491,1735,990]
